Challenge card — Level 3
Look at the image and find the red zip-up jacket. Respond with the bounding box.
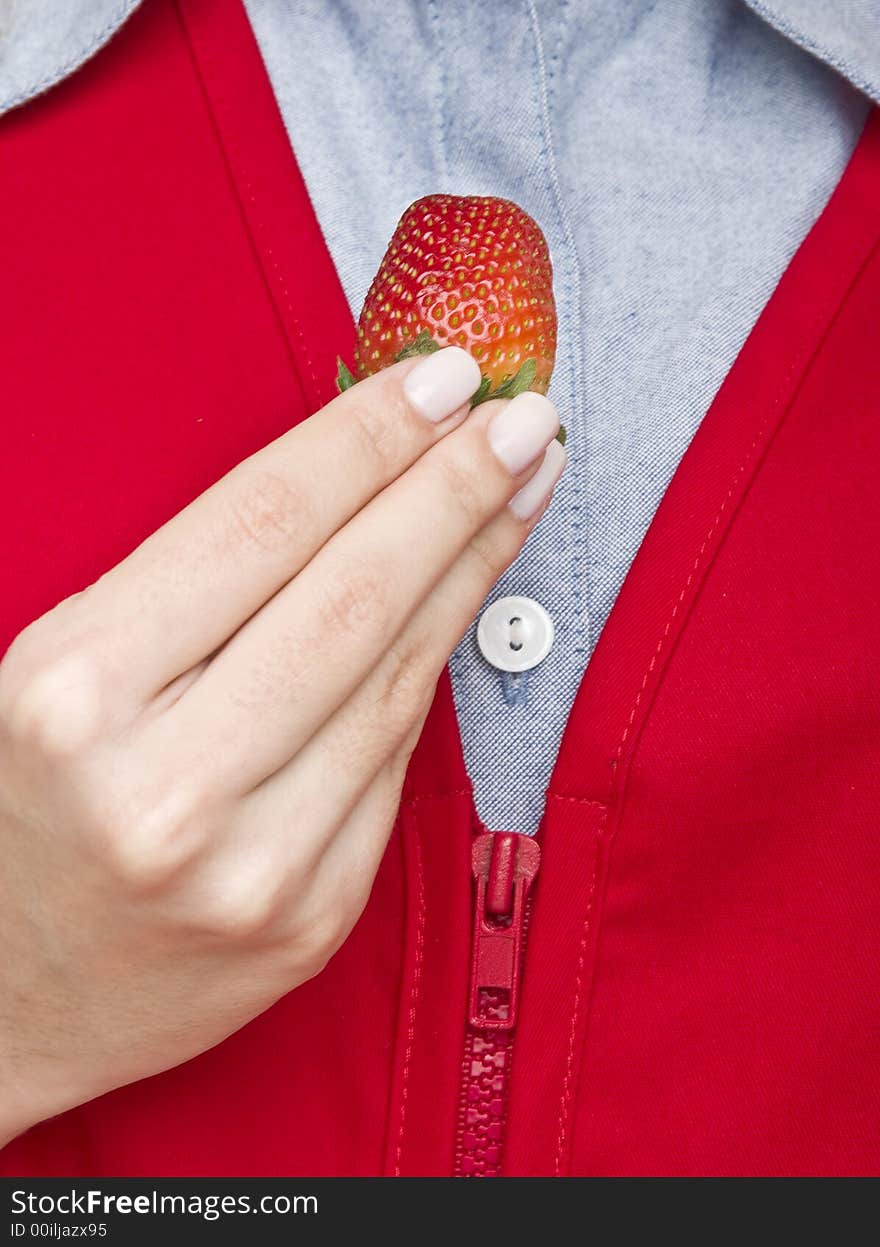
[1,0,879,1177]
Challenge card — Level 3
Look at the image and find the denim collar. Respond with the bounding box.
[1,0,878,119]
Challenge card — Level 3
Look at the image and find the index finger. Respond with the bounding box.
[80,347,482,704]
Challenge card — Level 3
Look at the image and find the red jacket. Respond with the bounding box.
[1,0,878,1177]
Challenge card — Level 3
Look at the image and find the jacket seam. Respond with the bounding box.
[399,789,473,808]
[173,0,318,406]
[392,819,426,1176]
[553,805,607,1175]
[613,228,880,783]
[553,223,880,1174]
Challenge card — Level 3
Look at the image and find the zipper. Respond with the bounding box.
[454,830,541,1177]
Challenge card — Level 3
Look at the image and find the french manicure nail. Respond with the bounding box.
[487,392,560,474]
[403,346,483,423]
[509,438,567,519]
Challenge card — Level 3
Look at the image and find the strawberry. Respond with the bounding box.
[337,194,562,438]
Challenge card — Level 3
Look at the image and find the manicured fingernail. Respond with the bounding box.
[509,438,567,519]
[487,392,560,474]
[403,346,482,423]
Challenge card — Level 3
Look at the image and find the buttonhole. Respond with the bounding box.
[501,670,530,708]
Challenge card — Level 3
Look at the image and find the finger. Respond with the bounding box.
[166,449,563,937]
[157,393,561,794]
[80,348,482,704]
[292,744,417,948]
[155,447,563,946]
[229,436,566,850]
[169,716,424,950]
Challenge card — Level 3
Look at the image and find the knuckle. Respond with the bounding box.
[289,906,351,979]
[343,393,407,480]
[0,628,36,728]
[190,879,281,942]
[377,639,435,733]
[314,554,388,640]
[98,787,204,892]
[436,452,488,528]
[469,528,511,584]
[0,636,105,760]
[227,468,311,556]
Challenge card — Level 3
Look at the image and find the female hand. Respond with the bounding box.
[0,347,564,1144]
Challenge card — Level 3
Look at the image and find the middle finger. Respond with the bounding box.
[153,392,560,795]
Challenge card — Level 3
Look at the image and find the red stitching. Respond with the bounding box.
[614,417,772,766]
[400,789,472,807]
[174,0,320,400]
[553,806,607,1175]
[551,223,880,1170]
[255,237,321,396]
[546,793,608,809]
[550,413,777,1175]
[393,821,426,1176]
[612,228,880,772]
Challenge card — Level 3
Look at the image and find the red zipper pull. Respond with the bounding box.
[468,831,541,1030]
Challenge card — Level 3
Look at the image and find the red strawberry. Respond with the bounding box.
[338,195,561,436]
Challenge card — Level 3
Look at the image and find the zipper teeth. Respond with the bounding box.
[454,894,534,1177]
[454,993,515,1177]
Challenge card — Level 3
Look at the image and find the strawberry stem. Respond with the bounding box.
[339,343,565,441]
[336,358,358,391]
[471,358,537,406]
[471,376,493,405]
[394,328,441,361]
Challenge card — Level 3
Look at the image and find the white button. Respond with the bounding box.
[477,595,554,673]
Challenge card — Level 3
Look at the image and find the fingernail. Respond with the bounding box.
[509,438,567,519]
[487,392,560,474]
[403,346,482,423]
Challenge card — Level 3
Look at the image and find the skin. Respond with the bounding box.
[0,354,563,1146]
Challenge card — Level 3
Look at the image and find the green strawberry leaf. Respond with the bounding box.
[338,343,566,438]
[394,328,441,361]
[471,358,538,406]
[470,376,493,406]
[336,358,358,392]
[496,358,537,400]
[468,357,566,440]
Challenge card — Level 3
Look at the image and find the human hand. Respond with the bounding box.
[0,347,564,1143]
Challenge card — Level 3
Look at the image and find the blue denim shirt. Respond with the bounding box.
[2,1,876,833]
